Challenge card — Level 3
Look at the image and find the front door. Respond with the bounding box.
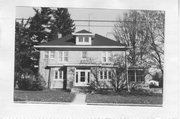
[74,69,90,86]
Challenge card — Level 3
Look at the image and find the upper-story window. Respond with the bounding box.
[84,37,89,42]
[44,51,49,59]
[59,51,69,62]
[102,51,112,63]
[49,51,55,59]
[81,51,87,60]
[44,51,55,59]
[79,36,83,42]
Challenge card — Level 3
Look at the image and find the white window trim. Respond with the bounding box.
[99,70,112,80]
[59,51,69,63]
[54,69,63,80]
[44,51,55,59]
[49,51,55,59]
[44,51,49,59]
[81,51,87,60]
[76,36,91,45]
[101,51,113,63]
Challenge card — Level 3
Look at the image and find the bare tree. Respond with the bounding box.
[110,56,127,92]
[113,10,164,76]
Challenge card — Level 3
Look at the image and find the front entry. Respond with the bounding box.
[74,69,90,86]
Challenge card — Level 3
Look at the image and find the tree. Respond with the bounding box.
[49,8,75,40]
[110,56,127,92]
[15,7,76,87]
[28,7,75,73]
[28,8,52,72]
[144,11,164,75]
[83,55,128,92]
[113,10,164,75]
[15,19,32,87]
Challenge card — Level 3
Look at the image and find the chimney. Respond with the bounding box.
[58,33,62,38]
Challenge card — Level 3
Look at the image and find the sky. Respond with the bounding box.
[16,7,127,40]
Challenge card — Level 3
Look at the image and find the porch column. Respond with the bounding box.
[135,70,137,82]
[48,68,51,89]
[125,50,130,92]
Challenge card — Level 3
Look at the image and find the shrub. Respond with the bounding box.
[130,88,154,96]
[17,73,46,91]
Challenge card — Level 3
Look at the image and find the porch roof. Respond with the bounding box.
[47,63,118,68]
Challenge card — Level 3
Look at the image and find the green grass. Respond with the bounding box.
[86,93,162,105]
[14,89,75,102]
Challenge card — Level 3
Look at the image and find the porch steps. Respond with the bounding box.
[71,87,91,93]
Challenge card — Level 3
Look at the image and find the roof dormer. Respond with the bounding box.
[72,30,95,45]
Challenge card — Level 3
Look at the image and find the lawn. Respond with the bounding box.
[14,89,75,102]
[86,93,162,105]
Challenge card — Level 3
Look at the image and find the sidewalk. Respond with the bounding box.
[72,93,86,104]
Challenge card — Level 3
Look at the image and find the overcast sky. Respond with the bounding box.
[16,7,127,40]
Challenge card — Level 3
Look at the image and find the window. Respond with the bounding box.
[80,72,85,82]
[64,51,68,62]
[59,51,63,62]
[59,51,69,62]
[76,72,78,83]
[44,51,49,59]
[100,70,111,80]
[76,36,91,45]
[88,72,90,83]
[49,51,55,59]
[102,52,112,63]
[82,51,87,59]
[108,71,112,79]
[54,70,63,80]
[79,36,83,42]
[102,52,106,62]
[107,52,112,62]
[55,70,58,79]
[100,71,103,79]
[104,71,107,79]
[59,70,63,79]
[84,37,89,42]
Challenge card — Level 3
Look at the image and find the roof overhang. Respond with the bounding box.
[47,63,118,68]
[34,45,131,49]
[72,33,95,36]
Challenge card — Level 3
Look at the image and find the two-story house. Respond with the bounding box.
[34,30,129,89]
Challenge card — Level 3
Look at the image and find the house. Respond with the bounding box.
[34,29,131,89]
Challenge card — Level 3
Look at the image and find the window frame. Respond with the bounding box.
[102,51,113,63]
[54,69,64,80]
[49,51,55,59]
[59,51,69,62]
[44,51,49,59]
[81,51,87,60]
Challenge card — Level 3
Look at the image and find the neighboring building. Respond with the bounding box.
[35,30,131,89]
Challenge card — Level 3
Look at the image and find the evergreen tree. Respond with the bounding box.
[15,7,76,79]
[15,19,32,87]
[49,8,75,40]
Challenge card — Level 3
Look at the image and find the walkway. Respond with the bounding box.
[72,93,86,104]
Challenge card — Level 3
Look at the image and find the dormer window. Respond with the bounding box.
[72,30,94,45]
[79,36,83,42]
[84,37,89,42]
[75,36,92,45]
